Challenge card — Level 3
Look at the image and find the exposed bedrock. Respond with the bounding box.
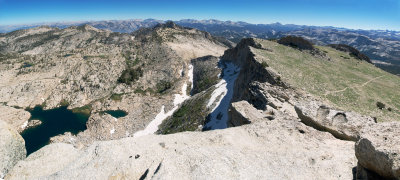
[6,108,357,179]
[355,122,400,180]
[230,101,262,126]
[294,99,376,141]
[0,120,26,179]
[0,105,30,133]
[222,38,286,105]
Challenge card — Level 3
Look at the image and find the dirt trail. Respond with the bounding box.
[324,75,384,96]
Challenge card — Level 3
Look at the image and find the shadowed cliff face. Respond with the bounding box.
[221,38,285,110]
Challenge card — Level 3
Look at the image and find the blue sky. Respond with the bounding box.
[0,0,399,30]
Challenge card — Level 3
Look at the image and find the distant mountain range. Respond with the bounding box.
[1,19,399,74]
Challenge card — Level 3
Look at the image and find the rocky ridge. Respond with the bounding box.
[3,18,399,74]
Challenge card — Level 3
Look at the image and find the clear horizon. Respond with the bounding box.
[0,0,399,31]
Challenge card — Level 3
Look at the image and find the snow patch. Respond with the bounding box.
[173,83,190,106]
[134,63,194,138]
[206,80,227,108]
[21,121,28,129]
[372,60,393,65]
[205,62,240,130]
[188,64,194,90]
[173,64,193,106]
[110,128,115,135]
[133,105,178,137]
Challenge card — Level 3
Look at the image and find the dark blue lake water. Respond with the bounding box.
[21,106,90,155]
[102,110,128,118]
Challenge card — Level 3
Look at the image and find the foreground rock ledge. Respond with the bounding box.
[6,115,356,179]
[295,99,376,141]
[0,120,26,179]
[355,122,400,179]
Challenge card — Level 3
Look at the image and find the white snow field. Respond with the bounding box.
[134,64,194,137]
[204,62,240,130]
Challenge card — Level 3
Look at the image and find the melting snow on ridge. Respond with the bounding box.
[188,64,194,90]
[134,64,194,138]
[173,64,193,106]
[204,62,240,130]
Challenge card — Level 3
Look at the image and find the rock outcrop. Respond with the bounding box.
[0,105,30,132]
[230,101,264,126]
[355,122,400,179]
[26,119,42,129]
[0,120,26,179]
[222,39,284,100]
[328,44,372,64]
[295,99,376,141]
[216,38,288,129]
[6,143,79,179]
[246,82,297,116]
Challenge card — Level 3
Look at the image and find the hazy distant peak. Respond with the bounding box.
[76,24,101,32]
[35,25,55,30]
[154,21,182,30]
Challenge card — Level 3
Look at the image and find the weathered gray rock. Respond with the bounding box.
[223,39,286,106]
[355,122,400,179]
[26,120,42,129]
[295,99,376,141]
[247,82,297,117]
[0,120,26,179]
[0,105,30,132]
[6,143,79,180]
[6,115,356,179]
[230,101,265,126]
[356,162,387,180]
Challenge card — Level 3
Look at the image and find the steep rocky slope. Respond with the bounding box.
[251,39,400,122]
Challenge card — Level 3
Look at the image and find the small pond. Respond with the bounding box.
[102,110,128,118]
[21,106,90,155]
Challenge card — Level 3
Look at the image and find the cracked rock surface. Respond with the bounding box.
[6,114,356,180]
